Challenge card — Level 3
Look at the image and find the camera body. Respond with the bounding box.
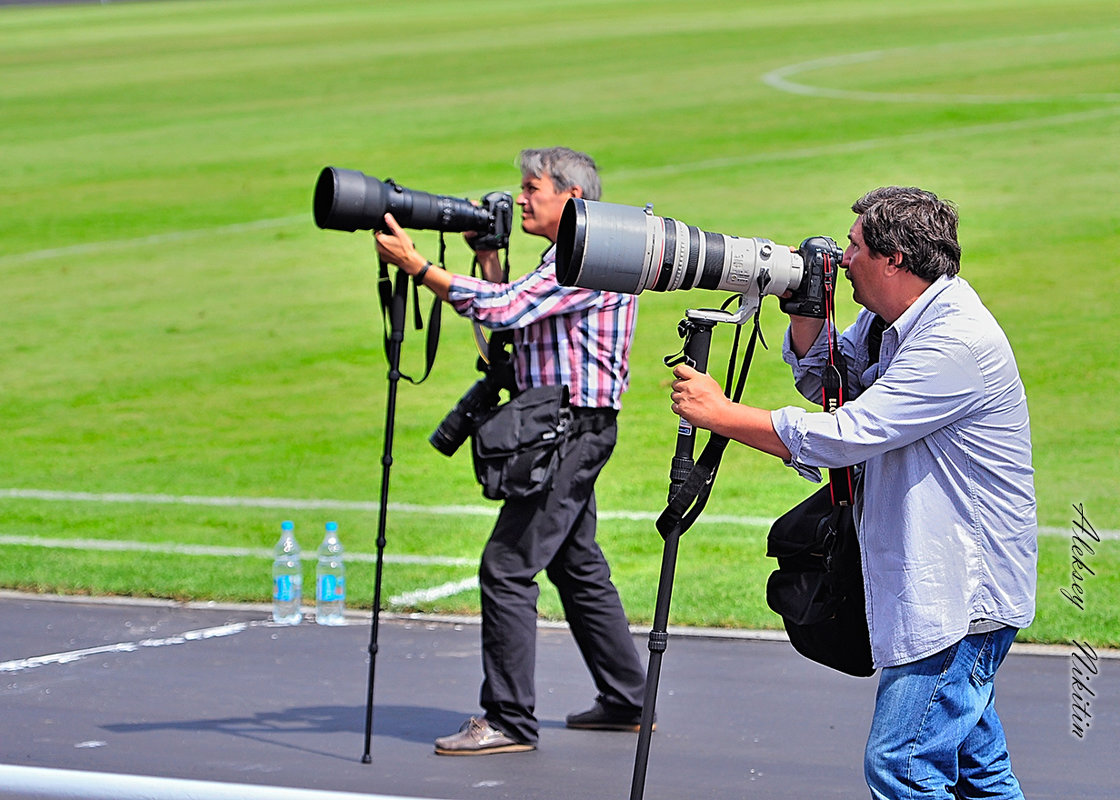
[468,191,515,251]
[429,376,502,457]
[429,334,517,457]
[313,166,513,248]
[780,236,846,319]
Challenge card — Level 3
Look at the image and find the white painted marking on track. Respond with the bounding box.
[0,621,256,674]
[0,764,413,800]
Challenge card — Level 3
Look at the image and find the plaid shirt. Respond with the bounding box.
[447,247,637,410]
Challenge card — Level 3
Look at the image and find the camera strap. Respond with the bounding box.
[656,302,765,539]
[375,242,442,385]
[820,249,854,506]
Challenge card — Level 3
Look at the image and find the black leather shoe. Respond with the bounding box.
[565,701,654,732]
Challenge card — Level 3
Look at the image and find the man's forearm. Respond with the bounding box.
[707,404,792,461]
[670,364,791,460]
[474,250,504,283]
[788,315,825,359]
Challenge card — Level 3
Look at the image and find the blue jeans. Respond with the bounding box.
[865,627,1025,799]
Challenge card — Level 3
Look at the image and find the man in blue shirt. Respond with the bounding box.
[670,187,1036,799]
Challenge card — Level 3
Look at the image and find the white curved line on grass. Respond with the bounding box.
[761,33,1120,104]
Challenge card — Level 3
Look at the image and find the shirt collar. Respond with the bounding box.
[888,274,955,344]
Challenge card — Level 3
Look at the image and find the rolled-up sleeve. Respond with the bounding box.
[770,407,822,481]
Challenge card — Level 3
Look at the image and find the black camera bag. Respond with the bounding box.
[766,249,880,678]
[766,484,874,677]
[471,384,571,501]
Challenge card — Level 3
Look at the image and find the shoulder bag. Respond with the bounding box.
[471,384,571,501]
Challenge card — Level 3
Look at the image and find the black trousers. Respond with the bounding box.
[478,411,645,744]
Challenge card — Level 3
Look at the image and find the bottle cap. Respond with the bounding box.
[282,520,294,531]
[326,521,338,532]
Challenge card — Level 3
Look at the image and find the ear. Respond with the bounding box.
[884,252,904,274]
[570,185,584,199]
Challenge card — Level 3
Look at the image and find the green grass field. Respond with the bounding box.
[2,0,1117,647]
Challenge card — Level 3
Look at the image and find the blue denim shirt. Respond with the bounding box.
[771,276,1037,668]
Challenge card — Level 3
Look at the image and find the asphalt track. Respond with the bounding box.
[1,593,1116,800]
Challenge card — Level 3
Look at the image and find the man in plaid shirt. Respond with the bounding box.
[375,147,646,755]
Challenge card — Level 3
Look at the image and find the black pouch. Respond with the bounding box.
[766,484,875,677]
[471,384,570,501]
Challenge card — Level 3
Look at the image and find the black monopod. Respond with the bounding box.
[360,266,408,764]
[361,254,442,763]
[630,303,761,800]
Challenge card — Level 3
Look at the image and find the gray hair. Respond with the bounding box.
[852,186,961,281]
[518,147,601,201]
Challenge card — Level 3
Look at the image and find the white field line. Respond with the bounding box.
[0,487,1113,539]
[5,487,1109,608]
[610,107,1120,182]
[0,621,257,674]
[0,487,773,528]
[761,33,1120,105]
[0,534,478,604]
[0,534,477,606]
[0,489,488,605]
[0,215,308,265]
[389,577,479,606]
[0,533,474,567]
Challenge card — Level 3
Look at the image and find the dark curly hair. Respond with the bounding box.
[852,187,961,281]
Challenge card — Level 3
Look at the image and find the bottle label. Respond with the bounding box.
[274,575,301,602]
[318,575,345,602]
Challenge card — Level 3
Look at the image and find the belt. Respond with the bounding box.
[569,406,618,435]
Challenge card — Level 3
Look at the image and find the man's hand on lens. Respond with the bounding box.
[374,213,426,274]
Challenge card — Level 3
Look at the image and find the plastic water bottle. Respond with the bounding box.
[272,520,302,625]
[316,521,346,626]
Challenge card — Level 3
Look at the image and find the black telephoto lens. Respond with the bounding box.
[314,166,495,234]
